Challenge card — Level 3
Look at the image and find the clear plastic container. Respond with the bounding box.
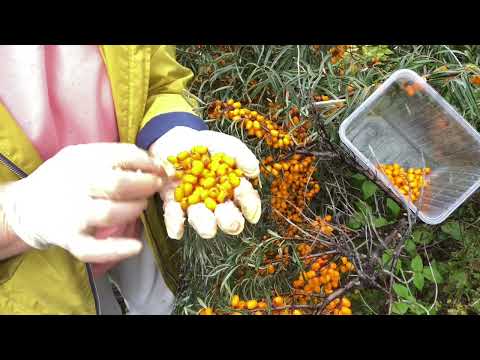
[339,69,480,225]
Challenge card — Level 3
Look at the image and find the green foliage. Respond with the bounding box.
[174,44,480,315]
[361,45,394,63]
[386,198,401,218]
[361,180,377,200]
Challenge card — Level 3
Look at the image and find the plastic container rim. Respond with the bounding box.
[339,68,480,225]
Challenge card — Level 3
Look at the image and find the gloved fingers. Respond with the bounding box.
[105,143,166,176]
[156,179,186,239]
[67,234,143,263]
[214,201,245,235]
[233,178,262,224]
[187,203,217,239]
[200,130,260,178]
[86,198,148,227]
[88,168,163,201]
[163,200,186,240]
[64,143,164,176]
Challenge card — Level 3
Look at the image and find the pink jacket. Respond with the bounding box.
[0,45,127,277]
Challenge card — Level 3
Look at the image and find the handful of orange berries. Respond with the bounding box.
[168,145,244,212]
[378,163,431,203]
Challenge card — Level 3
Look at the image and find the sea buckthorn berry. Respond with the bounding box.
[273,296,284,307]
[220,181,233,193]
[234,169,243,177]
[231,295,240,308]
[177,151,189,161]
[247,300,258,310]
[183,183,194,196]
[174,186,184,202]
[203,177,216,189]
[193,145,208,155]
[223,155,236,167]
[183,174,198,185]
[191,160,204,175]
[167,155,177,164]
[339,307,352,315]
[180,198,189,211]
[216,164,229,176]
[293,280,304,288]
[341,297,351,308]
[237,301,246,310]
[267,264,275,274]
[199,307,214,315]
[217,190,227,203]
[204,197,217,211]
[175,171,184,180]
[208,188,219,199]
[258,301,268,310]
[188,193,200,205]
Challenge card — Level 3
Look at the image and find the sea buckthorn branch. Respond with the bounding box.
[188,96,415,315]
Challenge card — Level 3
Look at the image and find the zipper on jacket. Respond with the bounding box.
[0,152,101,315]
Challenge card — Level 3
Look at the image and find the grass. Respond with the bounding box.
[173,45,480,315]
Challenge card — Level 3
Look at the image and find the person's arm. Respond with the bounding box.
[135,46,261,240]
[135,45,207,152]
[0,185,31,260]
[0,143,164,264]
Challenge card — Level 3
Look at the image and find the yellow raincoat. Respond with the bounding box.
[0,45,200,314]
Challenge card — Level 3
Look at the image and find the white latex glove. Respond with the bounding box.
[150,126,261,240]
[1,143,164,263]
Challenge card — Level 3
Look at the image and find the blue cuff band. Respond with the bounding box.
[136,112,208,150]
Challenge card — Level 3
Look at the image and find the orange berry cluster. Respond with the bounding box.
[168,146,244,212]
[311,215,334,237]
[208,100,311,149]
[293,256,353,295]
[329,45,349,64]
[258,245,291,276]
[261,154,321,236]
[198,307,215,315]
[377,163,431,203]
[229,295,269,315]
[210,99,292,148]
[325,296,352,315]
[292,255,354,315]
[471,75,480,86]
[199,295,304,315]
[199,253,354,315]
[313,95,331,102]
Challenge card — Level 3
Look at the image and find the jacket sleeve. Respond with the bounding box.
[136,45,207,150]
